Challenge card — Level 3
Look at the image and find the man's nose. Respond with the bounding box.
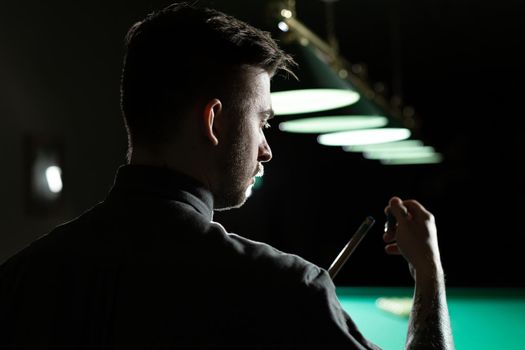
[258,138,272,162]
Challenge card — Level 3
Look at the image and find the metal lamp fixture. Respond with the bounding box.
[269,2,407,143]
[278,83,389,134]
[271,40,360,116]
[269,0,442,164]
[343,140,443,165]
[316,97,412,147]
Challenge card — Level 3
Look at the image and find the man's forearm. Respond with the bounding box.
[406,268,454,350]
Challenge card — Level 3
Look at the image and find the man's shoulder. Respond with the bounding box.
[0,202,105,270]
[208,222,326,287]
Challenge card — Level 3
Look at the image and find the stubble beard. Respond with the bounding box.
[214,126,255,211]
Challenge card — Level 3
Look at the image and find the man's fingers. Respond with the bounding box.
[384,243,401,255]
[403,200,433,220]
[383,231,395,243]
[389,197,409,222]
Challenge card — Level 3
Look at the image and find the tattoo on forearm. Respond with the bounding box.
[406,279,454,349]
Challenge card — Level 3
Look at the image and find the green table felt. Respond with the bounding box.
[336,287,525,350]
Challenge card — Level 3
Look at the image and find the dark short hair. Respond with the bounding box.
[120,2,295,150]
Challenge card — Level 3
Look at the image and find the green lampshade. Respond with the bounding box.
[380,153,443,165]
[318,128,411,146]
[277,92,390,133]
[363,146,436,159]
[343,140,424,152]
[278,115,387,133]
[271,41,359,115]
[342,139,444,165]
[272,89,359,115]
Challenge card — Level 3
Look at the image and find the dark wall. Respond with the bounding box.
[1,0,523,287]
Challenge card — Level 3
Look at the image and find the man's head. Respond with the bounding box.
[120,2,294,209]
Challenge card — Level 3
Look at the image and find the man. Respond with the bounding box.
[0,3,453,349]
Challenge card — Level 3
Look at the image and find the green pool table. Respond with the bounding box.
[336,287,525,350]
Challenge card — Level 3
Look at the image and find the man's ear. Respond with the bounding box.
[202,98,222,146]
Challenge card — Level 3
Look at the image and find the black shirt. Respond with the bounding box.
[0,165,380,349]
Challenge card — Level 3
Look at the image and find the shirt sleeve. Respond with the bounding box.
[298,264,383,350]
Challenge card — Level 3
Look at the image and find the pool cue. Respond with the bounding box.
[328,216,375,279]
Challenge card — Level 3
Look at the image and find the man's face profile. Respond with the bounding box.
[213,68,273,211]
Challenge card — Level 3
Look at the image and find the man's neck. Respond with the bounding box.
[129,147,213,194]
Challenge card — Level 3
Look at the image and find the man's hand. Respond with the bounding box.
[383,196,455,350]
[383,196,442,280]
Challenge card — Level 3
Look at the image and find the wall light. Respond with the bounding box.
[24,135,65,215]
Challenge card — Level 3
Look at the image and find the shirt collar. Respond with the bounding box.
[108,164,214,221]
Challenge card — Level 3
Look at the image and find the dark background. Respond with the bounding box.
[1,0,523,287]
